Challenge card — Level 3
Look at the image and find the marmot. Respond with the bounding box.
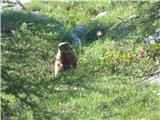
[55,42,78,76]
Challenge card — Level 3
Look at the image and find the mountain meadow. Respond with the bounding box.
[1,0,160,120]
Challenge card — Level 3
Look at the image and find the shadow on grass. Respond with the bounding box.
[2,64,68,119]
[2,63,106,119]
[1,10,72,42]
[107,21,136,40]
[79,20,136,45]
[1,10,63,30]
[1,9,73,119]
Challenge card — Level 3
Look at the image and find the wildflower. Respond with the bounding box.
[137,49,145,60]
[137,52,145,59]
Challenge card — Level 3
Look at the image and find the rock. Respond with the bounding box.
[144,35,155,44]
[148,75,160,84]
[11,0,31,4]
[128,14,137,19]
[2,27,11,34]
[144,30,160,44]
[74,25,86,34]
[144,68,160,84]
[72,25,86,45]
[96,11,107,19]
[154,32,160,41]
[97,30,102,37]
[1,0,31,10]
[31,11,39,14]
[71,34,81,45]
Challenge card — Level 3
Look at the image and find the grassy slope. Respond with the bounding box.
[1,1,160,120]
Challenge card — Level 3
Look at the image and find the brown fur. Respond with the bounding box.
[55,42,77,76]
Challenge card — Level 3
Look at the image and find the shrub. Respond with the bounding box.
[82,39,159,76]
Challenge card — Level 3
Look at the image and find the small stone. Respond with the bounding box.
[144,35,155,44]
[96,11,107,19]
[71,34,81,45]
[74,25,86,33]
[97,31,102,37]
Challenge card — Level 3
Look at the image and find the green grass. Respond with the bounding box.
[1,1,160,120]
[37,73,160,120]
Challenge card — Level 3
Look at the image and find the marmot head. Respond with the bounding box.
[58,42,72,51]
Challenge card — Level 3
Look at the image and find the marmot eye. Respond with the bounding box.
[59,46,62,50]
[64,44,68,47]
